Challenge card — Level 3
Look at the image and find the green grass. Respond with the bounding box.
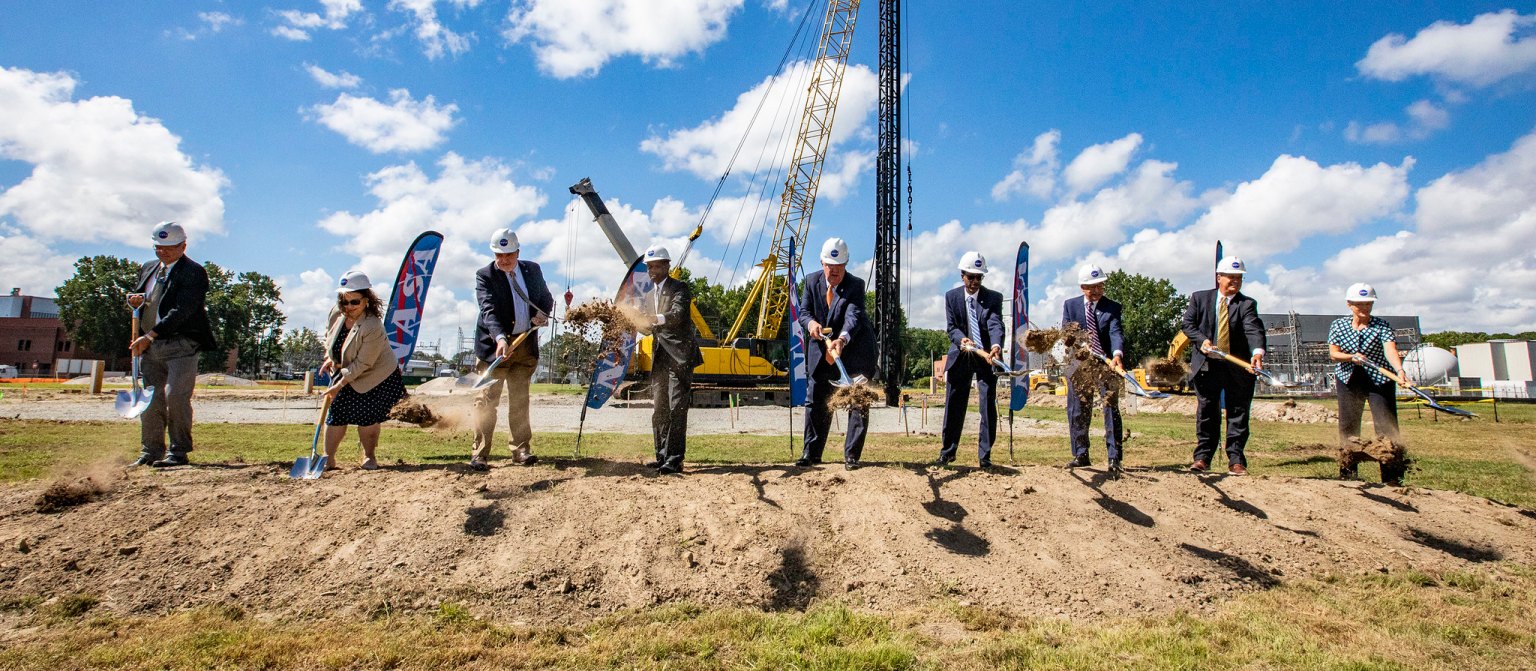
[3,568,1535,669]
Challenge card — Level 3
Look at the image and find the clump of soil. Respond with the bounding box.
[828,383,882,411]
[1060,322,1084,350]
[566,300,642,354]
[1024,327,1061,353]
[1147,357,1189,382]
[1340,436,1410,483]
[1067,351,1124,405]
[388,398,441,427]
[35,476,108,514]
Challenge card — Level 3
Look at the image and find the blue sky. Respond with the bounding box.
[2,1,1535,355]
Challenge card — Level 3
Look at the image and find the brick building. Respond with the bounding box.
[0,290,98,376]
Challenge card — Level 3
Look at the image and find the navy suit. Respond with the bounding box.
[1062,295,1126,462]
[473,260,554,362]
[940,286,1006,464]
[796,269,875,463]
[1180,288,1266,466]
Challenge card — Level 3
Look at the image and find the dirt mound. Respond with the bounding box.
[195,374,257,387]
[33,477,109,514]
[2,462,1532,623]
[828,383,881,411]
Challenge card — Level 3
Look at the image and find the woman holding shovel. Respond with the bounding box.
[319,271,405,471]
[1327,283,1411,485]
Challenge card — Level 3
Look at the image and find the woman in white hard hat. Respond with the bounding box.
[319,271,406,471]
[1326,282,1411,485]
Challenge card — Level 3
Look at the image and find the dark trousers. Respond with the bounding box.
[1066,364,1122,462]
[802,365,868,463]
[940,359,997,464]
[139,336,200,458]
[650,355,692,469]
[1337,372,1399,443]
[1192,362,1255,466]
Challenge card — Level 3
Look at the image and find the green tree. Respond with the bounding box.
[280,327,325,373]
[902,327,949,381]
[542,332,602,383]
[54,255,144,369]
[202,264,286,376]
[1101,270,1187,366]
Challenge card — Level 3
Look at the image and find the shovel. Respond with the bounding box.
[1205,346,1295,388]
[1094,353,1169,399]
[820,336,868,388]
[115,305,155,419]
[290,395,334,479]
[1358,360,1476,418]
[965,346,1030,378]
[466,330,534,391]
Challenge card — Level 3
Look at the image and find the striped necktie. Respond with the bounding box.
[967,295,981,345]
[1084,299,1104,356]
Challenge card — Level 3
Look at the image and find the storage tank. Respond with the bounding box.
[1403,346,1457,386]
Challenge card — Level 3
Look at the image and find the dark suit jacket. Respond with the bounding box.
[648,278,704,370]
[944,286,1006,372]
[1180,288,1265,377]
[474,260,554,362]
[1061,295,1125,357]
[135,257,218,351]
[797,270,876,379]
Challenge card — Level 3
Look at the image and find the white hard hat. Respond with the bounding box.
[337,270,372,293]
[820,237,849,265]
[1077,264,1108,285]
[488,228,520,254]
[958,251,989,275]
[1346,282,1377,303]
[643,244,671,263]
[151,221,186,246]
[1217,256,1247,275]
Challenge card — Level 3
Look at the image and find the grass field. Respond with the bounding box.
[2,400,1533,669]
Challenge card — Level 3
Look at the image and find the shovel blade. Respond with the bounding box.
[290,455,327,479]
[114,387,155,419]
[466,357,504,391]
[850,375,870,386]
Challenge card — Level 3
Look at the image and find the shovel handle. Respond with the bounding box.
[1362,361,1410,388]
[1207,347,1257,375]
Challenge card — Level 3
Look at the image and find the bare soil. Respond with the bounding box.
[2,461,1532,623]
[828,383,882,411]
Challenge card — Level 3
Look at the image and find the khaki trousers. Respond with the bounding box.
[472,336,538,462]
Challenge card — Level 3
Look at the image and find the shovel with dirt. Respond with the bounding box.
[820,336,868,387]
[290,395,334,479]
[114,300,155,419]
[1094,353,1169,399]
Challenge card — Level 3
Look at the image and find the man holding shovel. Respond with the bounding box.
[469,228,553,471]
[796,238,876,469]
[637,244,703,475]
[1062,264,1126,475]
[938,251,1006,469]
[127,222,218,467]
[1180,256,1266,475]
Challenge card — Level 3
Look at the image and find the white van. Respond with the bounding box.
[0,364,17,379]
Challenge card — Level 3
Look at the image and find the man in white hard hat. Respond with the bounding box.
[126,222,219,467]
[1180,256,1266,475]
[938,251,1007,468]
[1062,264,1127,474]
[637,244,704,475]
[470,228,554,471]
[796,237,876,469]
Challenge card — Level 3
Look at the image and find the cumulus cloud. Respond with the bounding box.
[304,63,362,89]
[991,130,1060,201]
[504,0,745,78]
[169,11,243,40]
[640,61,879,201]
[0,66,228,248]
[389,0,476,59]
[0,227,76,299]
[271,0,363,41]
[1063,133,1142,195]
[305,89,460,153]
[1357,10,1536,88]
[1345,99,1451,144]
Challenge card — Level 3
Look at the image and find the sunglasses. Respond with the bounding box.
[338,298,364,307]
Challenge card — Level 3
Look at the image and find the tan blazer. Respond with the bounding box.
[324,307,397,394]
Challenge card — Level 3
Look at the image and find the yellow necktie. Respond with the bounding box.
[1216,296,1230,352]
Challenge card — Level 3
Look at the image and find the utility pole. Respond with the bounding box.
[874,0,903,406]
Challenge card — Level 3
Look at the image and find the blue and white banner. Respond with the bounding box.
[1010,241,1030,413]
[383,230,444,370]
[787,238,808,407]
[584,256,651,410]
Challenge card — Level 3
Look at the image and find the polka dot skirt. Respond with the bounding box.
[326,368,406,427]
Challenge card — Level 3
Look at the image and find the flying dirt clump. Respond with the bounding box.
[35,475,109,514]
[566,300,642,354]
[828,383,882,411]
[388,397,441,427]
[1147,357,1189,381]
[1024,327,1062,353]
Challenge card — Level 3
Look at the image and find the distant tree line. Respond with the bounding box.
[1422,330,1536,351]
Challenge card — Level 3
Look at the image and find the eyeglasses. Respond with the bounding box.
[339,298,364,307]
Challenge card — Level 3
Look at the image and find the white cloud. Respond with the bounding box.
[504,0,745,78]
[389,0,476,59]
[170,11,243,40]
[1357,10,1536,88]
[304,63,362,89]
[991,130,1060,201]
[0,67,228,248]
[640,61,879,188]
[271,0,363,41]
[305,89,460,153]
[1063,132,1142,195]
[1344,99,1451,144]
[0,228,75,299]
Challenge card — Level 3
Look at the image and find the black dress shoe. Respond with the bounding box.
[130,453,161,467]
[657,464,683,475]
[794,458,813,467]
[1108,459,1122,476]
[467,460,490,472]
[931,457,953,468]
[844,460,860,470]
[151,454,188,468]
[1066,455,1090,468]
[644,460,663,468]
[979,461,994,469]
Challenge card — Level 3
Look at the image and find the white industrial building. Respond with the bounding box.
[1454,340,1536,398]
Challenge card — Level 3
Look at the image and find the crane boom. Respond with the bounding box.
[725,0,862,344]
